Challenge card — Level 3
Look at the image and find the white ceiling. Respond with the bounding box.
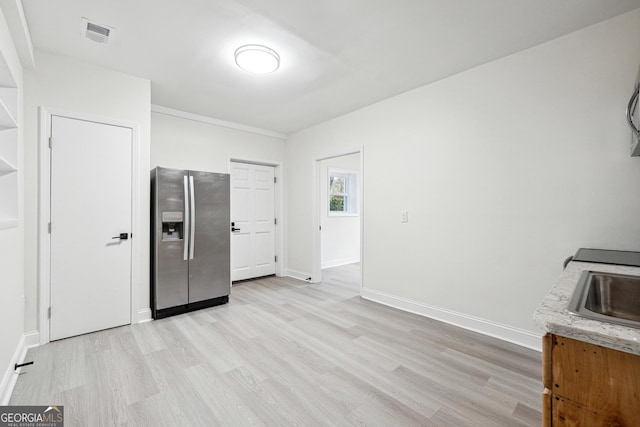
[20,0,640,134]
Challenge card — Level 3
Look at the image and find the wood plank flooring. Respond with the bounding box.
[10,264,542,426]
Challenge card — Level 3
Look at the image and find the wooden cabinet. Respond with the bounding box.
[542,334,640,426]
[0,52,18,230]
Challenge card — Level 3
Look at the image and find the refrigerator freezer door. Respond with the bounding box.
[189,171,231,303]
[153,167,189,310]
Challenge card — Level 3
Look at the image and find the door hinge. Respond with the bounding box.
[274,218,277,225]
[48,222,51,234]
[274,176,277,184]
[48,307,51,319]
[48,137,52,149]
[275,255,277,262]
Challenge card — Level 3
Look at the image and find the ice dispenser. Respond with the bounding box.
[161,211,184,241]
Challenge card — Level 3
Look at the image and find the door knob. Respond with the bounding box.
[231,227,241,232]
[112,233,129,240]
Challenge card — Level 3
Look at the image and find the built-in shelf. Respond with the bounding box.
[0,86,17,121]
[0,154,16,175]
[0,50,19,231]
[0,53,15,88]
[0,97,17,130]
[0,127,17,164]
[0,169,17,230]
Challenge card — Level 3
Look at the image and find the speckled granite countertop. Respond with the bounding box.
[534,261,640,355]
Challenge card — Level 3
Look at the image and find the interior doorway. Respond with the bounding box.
[39,110,139,344]
[312,148,363,289]
[230,160,277,281]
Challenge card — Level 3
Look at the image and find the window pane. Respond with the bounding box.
[327,167,357,216]
[330,195,346,212]
[330,176,345,194]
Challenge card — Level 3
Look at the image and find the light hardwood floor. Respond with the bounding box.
[11,264,542,426]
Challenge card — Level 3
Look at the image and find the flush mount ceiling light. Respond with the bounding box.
[234,44,280,74]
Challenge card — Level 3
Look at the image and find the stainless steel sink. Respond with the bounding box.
[568,271,640,328]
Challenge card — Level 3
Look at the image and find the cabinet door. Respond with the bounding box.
[552,398,625,426]
[551,335,640,425]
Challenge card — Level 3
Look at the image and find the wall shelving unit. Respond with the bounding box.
[0,54,18,231]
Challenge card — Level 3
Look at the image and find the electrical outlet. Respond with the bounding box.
[401,210,408,223]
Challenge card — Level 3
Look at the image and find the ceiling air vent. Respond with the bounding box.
[81,18,114,45]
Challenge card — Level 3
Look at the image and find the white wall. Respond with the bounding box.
[23,50,151,333]
[285,10,640,336]
[0,8,24,403]
[151,112,285,172]
[151,111,286,276]
[320,153,360,268]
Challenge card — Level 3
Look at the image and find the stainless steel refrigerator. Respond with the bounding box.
[151,167,230,319]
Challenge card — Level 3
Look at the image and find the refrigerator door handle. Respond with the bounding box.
[189,175,196,260]
[183,175,189,261]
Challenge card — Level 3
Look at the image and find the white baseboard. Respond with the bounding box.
[136,308,152,323]
[0,334,28,405]
[24,331,40,348]
[321,257,360,269]
[360,289,542,352]
[286,269,311,282]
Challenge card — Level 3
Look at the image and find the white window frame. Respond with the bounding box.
[328,167,358,217]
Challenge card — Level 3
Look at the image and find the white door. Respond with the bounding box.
[231,162,276,281]
[50,115,132,341]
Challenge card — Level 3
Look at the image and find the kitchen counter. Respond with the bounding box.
[534,260,640,356]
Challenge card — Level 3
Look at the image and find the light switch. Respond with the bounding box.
[401,210,408,223]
